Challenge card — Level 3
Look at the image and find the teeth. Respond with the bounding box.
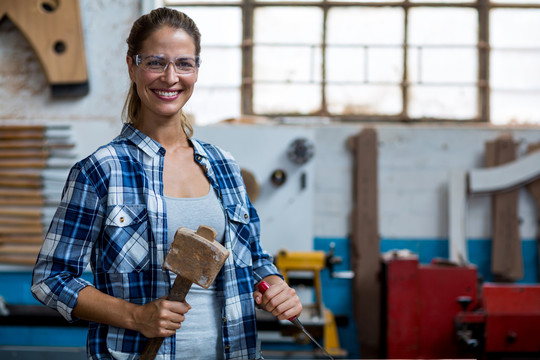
[154,90,179,97]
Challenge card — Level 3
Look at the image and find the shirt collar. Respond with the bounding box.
[119,123,165,157]
[189,137,208,160]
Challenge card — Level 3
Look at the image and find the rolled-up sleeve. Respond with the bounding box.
[31,164,104,322]
[246,197,282,283]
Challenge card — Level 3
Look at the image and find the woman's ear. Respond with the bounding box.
[127,55,135,82]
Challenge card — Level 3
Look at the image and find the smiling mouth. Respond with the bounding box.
[152,89,181,98]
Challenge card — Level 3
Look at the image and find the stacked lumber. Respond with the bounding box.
[0,125,74,265]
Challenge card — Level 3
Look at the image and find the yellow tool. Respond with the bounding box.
[258,281,335,360]
[274,249,347,357]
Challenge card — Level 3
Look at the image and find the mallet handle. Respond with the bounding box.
[139,275,192,360]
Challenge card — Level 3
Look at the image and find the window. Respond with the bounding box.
[156,0,540,125]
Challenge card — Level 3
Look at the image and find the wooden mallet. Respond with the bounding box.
[140,225,229,360]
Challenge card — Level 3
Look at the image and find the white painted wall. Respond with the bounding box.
[194,124,540,251]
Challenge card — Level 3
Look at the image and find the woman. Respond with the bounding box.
[31,7,302,360]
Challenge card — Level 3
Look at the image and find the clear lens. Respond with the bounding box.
[135,55,200,74]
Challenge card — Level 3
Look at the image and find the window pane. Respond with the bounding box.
[491,91,540,125]
[198,48,241,87]
[491,0,540,4]
[254,45,322,83]
[254,84,321,114]
[408,47,477,84]
[491,50,540,90]
[254,7,323,44]
[253,7,323,114]
[491,9,540,48]
[257,0,320,2]
[173,6,242,46]
[411,0,475,3]
[187,88,240,125]
[327,47,366,83]
[327,47,403,83]
[408,8,477,45]
[168,6,242,124]
[327,7,404,45]
[327,7,404,116]
[368,48,403,83]
[327,85,402,115]
[165,0,241,4]
[327,0,403,3]
[408,86,477,119]
[490,9,540,125]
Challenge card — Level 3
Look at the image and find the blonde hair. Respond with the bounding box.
[122,8,201,137]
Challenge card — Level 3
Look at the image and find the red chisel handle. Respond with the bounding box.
[256,280,335,360]
[257,280,296,322]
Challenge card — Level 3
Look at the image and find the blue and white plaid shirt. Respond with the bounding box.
[32,124,281,360]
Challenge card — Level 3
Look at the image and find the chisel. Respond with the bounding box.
[257,281,335,360]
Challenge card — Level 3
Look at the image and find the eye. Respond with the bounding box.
[143,57,166,69]
[175,59,196,69]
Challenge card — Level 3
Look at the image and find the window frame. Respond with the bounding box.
[158,0,540,123]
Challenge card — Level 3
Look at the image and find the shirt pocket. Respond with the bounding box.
[102,204,150,273]
[226,204,253,268]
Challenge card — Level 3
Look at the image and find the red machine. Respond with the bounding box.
[383,255,540,359]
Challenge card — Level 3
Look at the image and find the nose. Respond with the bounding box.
[161,61,177,83]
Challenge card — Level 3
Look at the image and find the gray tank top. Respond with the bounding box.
[165,186,226,360]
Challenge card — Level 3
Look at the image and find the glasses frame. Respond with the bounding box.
[133,54,201,74]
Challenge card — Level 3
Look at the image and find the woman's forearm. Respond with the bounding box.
[73,286,140,331]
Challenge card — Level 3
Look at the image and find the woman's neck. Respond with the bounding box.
[137,117,189,149]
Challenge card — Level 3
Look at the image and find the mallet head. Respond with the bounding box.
[164,225,229,288]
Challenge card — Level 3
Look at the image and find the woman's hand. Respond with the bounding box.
[133,297,191,338]
[253,276,302,321]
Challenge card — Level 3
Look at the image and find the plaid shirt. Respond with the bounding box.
[32,124,281,360]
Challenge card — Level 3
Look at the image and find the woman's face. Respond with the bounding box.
[127,26,198,123]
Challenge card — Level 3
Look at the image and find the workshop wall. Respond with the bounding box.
[0,0,137,124]
[196,123,540,282]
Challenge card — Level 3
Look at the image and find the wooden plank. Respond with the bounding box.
[0,131,44,140]
[0,189,42,197]
[0,160,47,168]
[486,136,523,282]
[0,255,38,266]
[0,140,75,150]
[0,208,42,218]
[0,235,44,244]
[0,125,46,132]
[350,128,380,357]
[0,149,49,159]
[0,225,43,235]
[0,245,41,255]
[0,179,42,188]
[0,198,45,206]
[0,217,42,226]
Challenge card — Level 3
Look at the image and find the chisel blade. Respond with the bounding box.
[257,281,335,360]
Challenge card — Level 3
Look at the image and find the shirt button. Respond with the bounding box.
[119,217,125,223]
[222,317,227,322]
[244,213,248,219]
[196,155,202,161]
[225,345,230,350]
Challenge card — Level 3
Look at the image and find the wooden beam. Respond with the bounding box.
[350,128,380,357]
[486,136,522,282]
